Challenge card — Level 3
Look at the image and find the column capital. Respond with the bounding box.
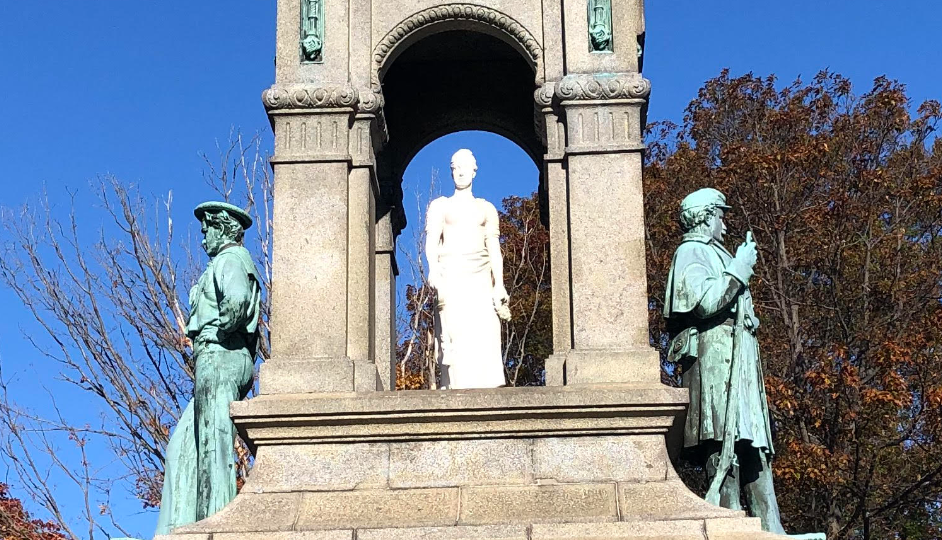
[534,82,557,108]
[263,83,385,115]
[535,74,651,108]
[555,73,650,103]
[266,87,388,165]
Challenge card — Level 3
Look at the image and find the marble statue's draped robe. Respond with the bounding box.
[663,233,774,458]
[427,197,507,390]
[156,245,261,535]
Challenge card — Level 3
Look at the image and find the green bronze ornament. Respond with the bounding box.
[588,0,613,52]
[301,0,324,62]
[155,201,262,535]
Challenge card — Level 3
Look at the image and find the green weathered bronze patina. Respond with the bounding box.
[663,188,786,534]
[301,0,324,62]
[588,0,613,52]
[155,201,262,535]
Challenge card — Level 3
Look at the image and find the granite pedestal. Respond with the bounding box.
[159,387,786,540]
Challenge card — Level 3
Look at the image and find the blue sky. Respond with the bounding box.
[0,0,940,537]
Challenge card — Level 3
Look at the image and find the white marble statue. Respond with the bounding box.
[425,149,511,389]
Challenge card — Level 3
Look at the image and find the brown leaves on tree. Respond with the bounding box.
[645,70,942,539]
[498,194,552,386]
[0,483,65,540]
[396,283,438,390]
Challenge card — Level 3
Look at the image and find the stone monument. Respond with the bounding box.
[156,0,798,538]
[426,149,511,390]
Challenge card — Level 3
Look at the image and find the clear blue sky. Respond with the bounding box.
[0,0,939,537]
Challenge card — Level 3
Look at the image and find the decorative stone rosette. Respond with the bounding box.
[534,82,556,108]
[554,73,651,101]
[357,89,385,114]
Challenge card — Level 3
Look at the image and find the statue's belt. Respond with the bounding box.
[193,326,252,352]
[667,317,754,364]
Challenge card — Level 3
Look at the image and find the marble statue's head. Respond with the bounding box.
[450,149,478,190]
[194,201,253,256]
[679,188,731,242]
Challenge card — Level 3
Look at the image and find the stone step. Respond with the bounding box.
[158,517,788,540]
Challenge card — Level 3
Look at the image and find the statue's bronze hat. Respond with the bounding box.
[679,188,731,213]
[193,201,253,230]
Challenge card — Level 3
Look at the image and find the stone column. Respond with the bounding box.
[349,112,382,391]
[259,86,385,394]
[554,73,659,386]
[258,0,389,394]
[535,85,571,387]
[374,207,397,391]
[545,0,656,386]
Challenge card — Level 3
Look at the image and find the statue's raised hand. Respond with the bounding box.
[734,231,758,272]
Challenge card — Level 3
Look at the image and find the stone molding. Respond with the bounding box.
[372,4,544,88]
[171,479,764,537]
[232,385,687,447]
[263,83,358,110]
[555,73,651,102]
[263,84,386,114]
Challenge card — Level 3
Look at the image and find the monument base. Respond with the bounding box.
[159,386,789,540]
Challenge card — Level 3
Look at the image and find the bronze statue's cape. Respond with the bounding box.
[663,232,774,458]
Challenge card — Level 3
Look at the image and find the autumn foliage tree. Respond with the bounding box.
[645,71,942,539]
[498,194,552,386]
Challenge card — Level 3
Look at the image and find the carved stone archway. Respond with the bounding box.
[370,4,545,89]
[369,5,548,234]
[373,24,545,246]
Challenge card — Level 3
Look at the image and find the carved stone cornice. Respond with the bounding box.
[555,73,651,102]
[262,84,388,118]
[372,4,544,90]
[263,84,359,111]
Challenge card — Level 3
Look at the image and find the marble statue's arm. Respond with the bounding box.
[424,198,444,288]
[212,253,255,335]
[483,202,507,296]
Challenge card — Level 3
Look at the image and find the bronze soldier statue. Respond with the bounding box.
[663,188,786,534]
